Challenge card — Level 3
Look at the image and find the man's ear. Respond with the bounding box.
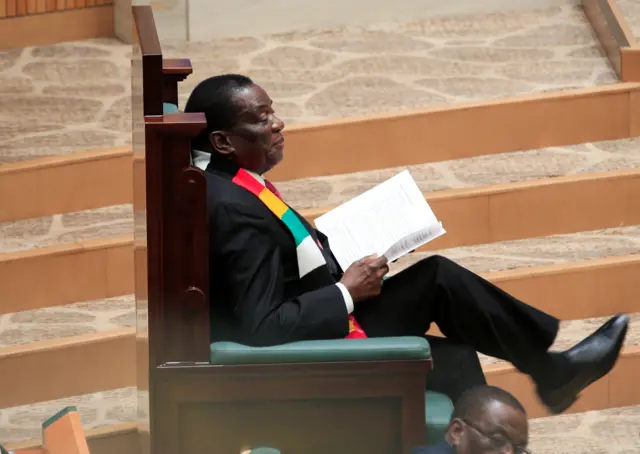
[209,131,234,156]
[447,418,465,447]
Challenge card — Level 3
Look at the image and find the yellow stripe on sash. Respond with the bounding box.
[258,190,289,218]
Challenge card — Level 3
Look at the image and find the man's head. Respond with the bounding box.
[446,386,529,454]
[184,74,285,175]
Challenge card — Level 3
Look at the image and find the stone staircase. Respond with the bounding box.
[2,2,640,453]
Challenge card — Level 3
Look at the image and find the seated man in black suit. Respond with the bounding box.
[185,74,628,414]
[413,386,529,454]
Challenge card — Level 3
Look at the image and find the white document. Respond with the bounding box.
[314,170,446,271]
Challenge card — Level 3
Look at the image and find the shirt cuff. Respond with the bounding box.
[335,283,354,314]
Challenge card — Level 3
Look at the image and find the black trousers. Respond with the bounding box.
[353,255,560,402]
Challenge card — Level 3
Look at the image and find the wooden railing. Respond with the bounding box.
[0,0,112,18]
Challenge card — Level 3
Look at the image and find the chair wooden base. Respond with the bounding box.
[152,363,427,454]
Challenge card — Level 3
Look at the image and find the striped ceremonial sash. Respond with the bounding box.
[232,168,366,339]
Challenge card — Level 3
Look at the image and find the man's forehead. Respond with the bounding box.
[234,85,272,109]
[481,401,528,442]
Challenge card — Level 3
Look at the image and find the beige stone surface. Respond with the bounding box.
[617,0,640,41]
[0,205,132,254]
[0,5,617,164]
[0,387,137,444]
[0,295,135,348]
[529,405,640,453]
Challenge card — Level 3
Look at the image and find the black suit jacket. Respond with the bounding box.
[205,160,350,346]
[412,441,454,454]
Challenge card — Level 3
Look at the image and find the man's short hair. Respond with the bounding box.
[184,74,254,150]
[452,385,526,421]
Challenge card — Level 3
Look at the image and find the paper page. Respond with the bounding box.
[383,222,446,263]
[314,170,445,271]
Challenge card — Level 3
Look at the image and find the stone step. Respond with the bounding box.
[0,204,132,255]
[2,137,639,255]
[1,311,638,445]
[0,387,136,445]
[277,138,640,210]
[0,38,131,165]
[528,405,640,453]
[0,295,135,349]
[165,5,617,125]
[0,5,618,165]
[1,223,638,335]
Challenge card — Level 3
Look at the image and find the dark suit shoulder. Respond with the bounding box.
[205,170,256,209]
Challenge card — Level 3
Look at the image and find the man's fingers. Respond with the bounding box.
[371,255,388,268]
[360,254,379,264]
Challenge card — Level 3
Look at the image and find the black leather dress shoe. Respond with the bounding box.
[537,313,629,414]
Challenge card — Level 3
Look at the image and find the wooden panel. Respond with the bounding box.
[106,241,135,296]
[181,399,400,454]
[489,255,640,320]
[0,147,133,222]
[485,363,610,418]
[5,423,139,454]
[608,345,640,407]
[487,169,640,241]
[0,5,113,51]
[27,0,37,14]
[621,47,640,82]
[632,90,640,136]
[0,328,135,408]
[6,0,17,17]
[17,0,27,15]
[0,236,133,314]
[269,84,637,181]
[487,343,640,418]
[0,1,6,18]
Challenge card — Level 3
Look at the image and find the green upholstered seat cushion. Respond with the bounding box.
[248,449,281,454]
[210,337,430,365]
[425,391,454,445]
[163,102,179,113]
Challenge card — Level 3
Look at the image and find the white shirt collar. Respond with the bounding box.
[192,149,265,186]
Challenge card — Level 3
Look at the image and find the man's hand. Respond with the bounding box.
[339,254,389,303]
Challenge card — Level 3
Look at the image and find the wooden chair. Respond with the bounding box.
[132,6,453,454]
[1,407,89,454]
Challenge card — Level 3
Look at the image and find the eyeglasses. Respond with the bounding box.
[461,418,531,454]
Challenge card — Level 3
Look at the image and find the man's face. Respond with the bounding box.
[448,402,529,454]
[210,83,285,175]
